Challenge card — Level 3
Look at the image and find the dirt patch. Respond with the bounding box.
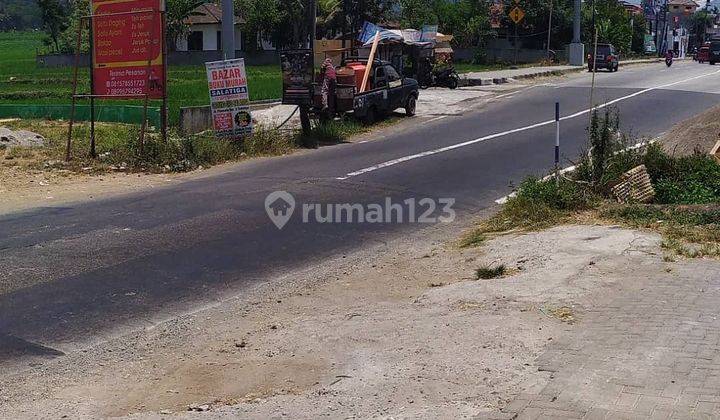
[0,161,190,215]
[0,222,668,419]
[659,103,720,156]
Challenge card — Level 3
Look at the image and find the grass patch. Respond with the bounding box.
[300,119,367,145]
[541,305,575,323]
[462,106,720,260]
[601,203,720,259]
[1,119,295,173]
[475,264,506,279]
[461,177,597,248]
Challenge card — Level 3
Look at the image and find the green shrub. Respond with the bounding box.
[298,119,366,145]
[643,146,720,204]
[476,264,506,279]
[482,177,597,233]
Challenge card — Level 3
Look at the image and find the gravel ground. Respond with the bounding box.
[0,219,682,419]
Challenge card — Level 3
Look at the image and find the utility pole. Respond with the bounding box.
[569,0,584,65]
[299,0,316,143]
[547,0,554,58]
[655,0,660,55]
[660,0,669,54]
[221,0,235,59]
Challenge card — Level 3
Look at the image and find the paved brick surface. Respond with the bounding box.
[484,258,720,419]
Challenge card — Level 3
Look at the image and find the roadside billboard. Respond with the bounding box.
[91,0,165,99]
[280,50,313,106]
[205,58,253,138]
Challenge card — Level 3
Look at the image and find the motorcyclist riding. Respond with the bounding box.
[665,49,674,67]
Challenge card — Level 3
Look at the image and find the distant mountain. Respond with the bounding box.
[0,0,42,31]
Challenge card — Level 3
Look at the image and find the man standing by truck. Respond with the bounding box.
[321,58,337,112]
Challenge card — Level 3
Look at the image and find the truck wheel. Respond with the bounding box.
[405,96,417,117]
[363,107,377,125]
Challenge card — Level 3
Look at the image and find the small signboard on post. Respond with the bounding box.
[509,6,525,24]
[280,50,314,106]
[205,58,253,138]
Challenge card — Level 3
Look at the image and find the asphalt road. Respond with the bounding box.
[1,61,719,366]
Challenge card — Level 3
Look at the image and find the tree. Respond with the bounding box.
[399,0,493,48]
[502,0,575,50]
[38,0,69,51]
[165,0,207,51]
[316,0,341,38]
[690,10,714,47]
[630,13,648,54]
[399,0,439,28]
[583,0,633,54]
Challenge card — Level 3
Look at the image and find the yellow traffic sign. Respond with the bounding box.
[509,6,525,24]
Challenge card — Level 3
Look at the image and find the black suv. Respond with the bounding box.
[710,40,720,65]
[588,44,619,72]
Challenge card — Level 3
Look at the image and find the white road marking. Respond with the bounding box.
[426,115,448,123]
[336,70,720,181]
[495,83,551,99]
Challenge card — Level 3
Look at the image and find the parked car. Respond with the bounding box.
[697,45,710,63]
[588,44,619,72]
[710,40,720,65]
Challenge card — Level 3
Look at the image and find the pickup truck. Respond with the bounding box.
[342,58,419,124]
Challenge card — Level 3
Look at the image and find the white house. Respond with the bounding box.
[175,3,244,52]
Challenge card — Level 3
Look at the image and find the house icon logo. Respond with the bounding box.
[265,190,296,229]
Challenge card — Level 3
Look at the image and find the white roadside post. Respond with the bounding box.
[555,102,560,185]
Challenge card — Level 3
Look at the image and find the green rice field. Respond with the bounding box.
[0,31,282,126]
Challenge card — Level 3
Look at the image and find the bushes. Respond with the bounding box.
[648,153,720,205]
[481,177,596,234]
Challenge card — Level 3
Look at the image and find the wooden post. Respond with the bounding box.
[360,31,380,93]
[89,17,96,158]
[66,17,85,162]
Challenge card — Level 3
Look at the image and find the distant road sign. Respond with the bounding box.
[509,7,525,24]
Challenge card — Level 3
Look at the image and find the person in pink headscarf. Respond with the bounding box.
[320,58,337,111]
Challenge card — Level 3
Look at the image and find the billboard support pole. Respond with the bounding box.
[138,8,160,155]
[66,17,85,162]
[161,11,168,143]
[89,17,96,158]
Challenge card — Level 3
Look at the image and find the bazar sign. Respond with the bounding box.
[206,59,253,138]
[91,0,165,99]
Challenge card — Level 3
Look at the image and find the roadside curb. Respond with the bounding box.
[459,58,664,87]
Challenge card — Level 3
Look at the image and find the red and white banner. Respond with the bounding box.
[206,59,253,138]
[91,0,165,99]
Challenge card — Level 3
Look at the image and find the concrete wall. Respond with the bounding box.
[179,105,213,135]
[454,45,568,64]
[179,100,281,134]
[37,50,279,67]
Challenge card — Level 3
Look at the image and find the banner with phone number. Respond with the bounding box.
[91,0,165,99]
[205,59,253,138]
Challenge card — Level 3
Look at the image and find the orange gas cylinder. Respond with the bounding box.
[346,62,369,90]
[336,67,356,112]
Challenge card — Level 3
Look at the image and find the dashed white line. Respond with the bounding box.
[335,70,720,181]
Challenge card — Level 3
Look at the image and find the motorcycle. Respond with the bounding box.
[665,52,673,67]
[433,67,460,89]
